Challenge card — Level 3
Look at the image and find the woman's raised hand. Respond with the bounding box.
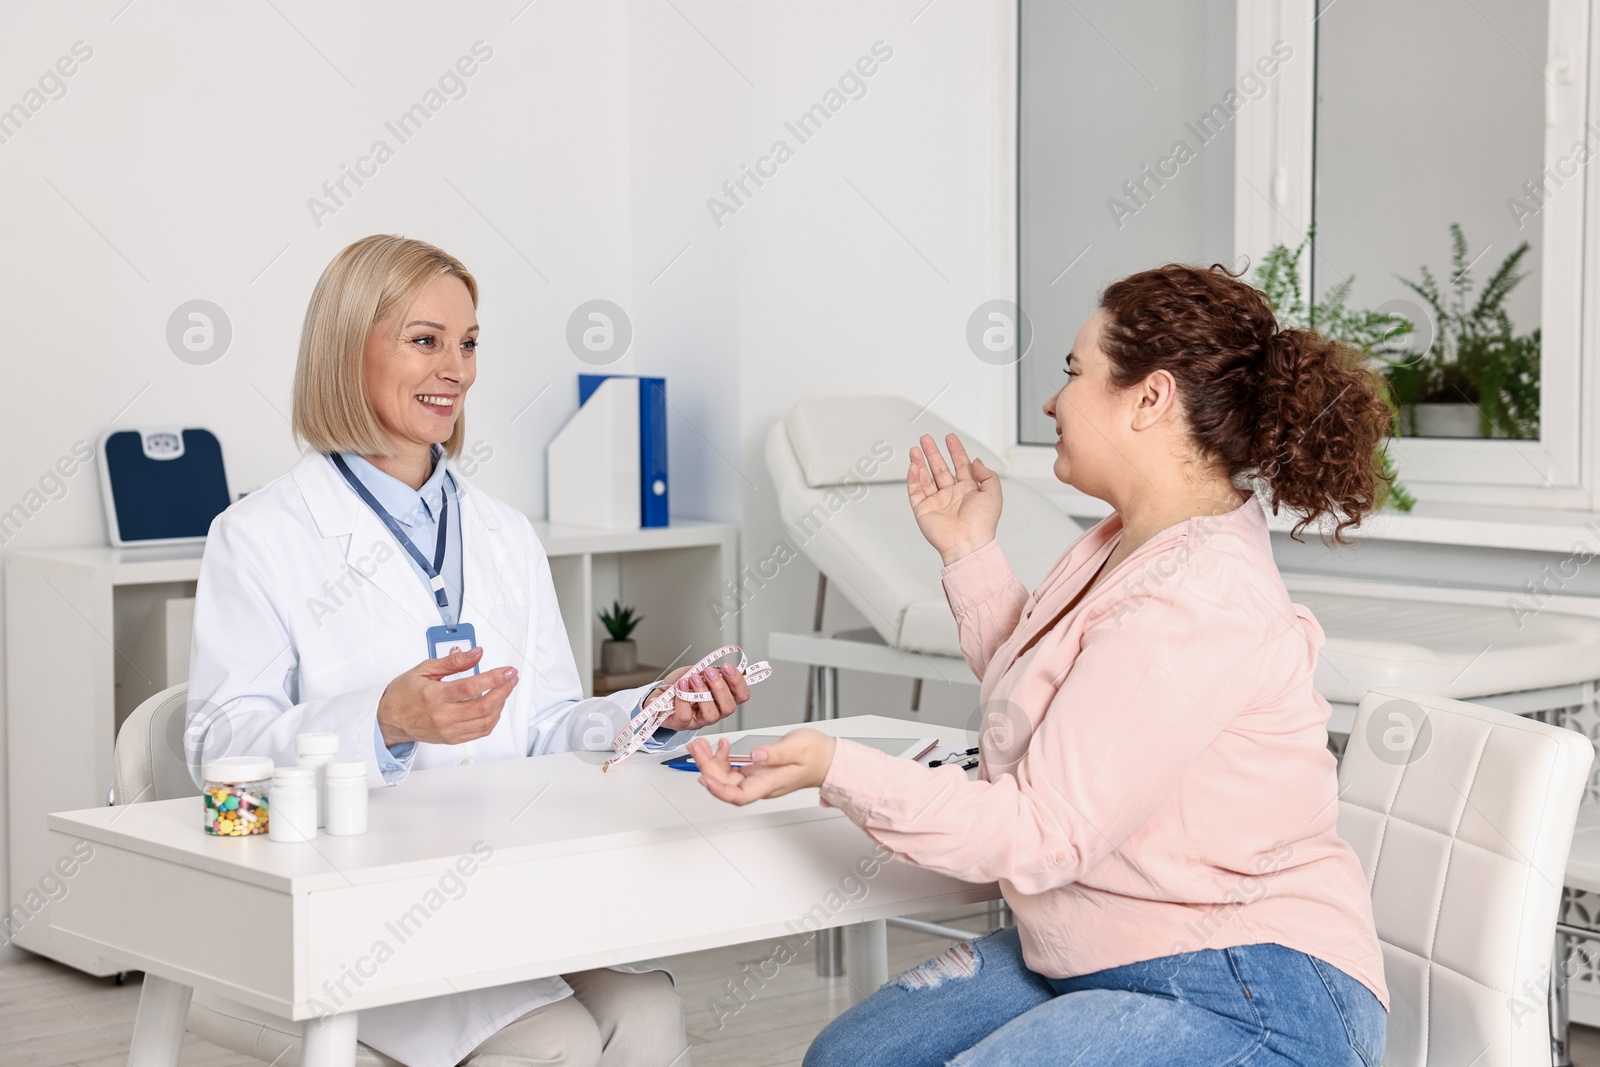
[907,433,1003,565]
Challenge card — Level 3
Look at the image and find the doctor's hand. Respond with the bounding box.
[377,647,519,747]
[689,730,837,805]
[645,663,751,732]
[908,432,1003,566]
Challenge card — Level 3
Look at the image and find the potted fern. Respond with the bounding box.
[1392,224,1539,439]
[1253,236,1416,511]
[599,600,643,673]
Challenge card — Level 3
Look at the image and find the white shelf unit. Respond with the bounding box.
[5,519,739,974]
[5,545,203,975]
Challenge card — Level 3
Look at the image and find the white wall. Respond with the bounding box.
[0,0,1018,935]
[0,2,648,521]
[625,0,742,529]
[1018,0,1239,446]
[727,0,1015,730]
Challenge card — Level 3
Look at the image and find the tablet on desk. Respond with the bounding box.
[661,734,938,771]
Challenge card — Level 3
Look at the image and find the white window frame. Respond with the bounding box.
[1008,0,1597,509]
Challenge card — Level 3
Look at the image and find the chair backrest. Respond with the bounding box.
[114,682,202,805]
[1338,687,1593,1066]
[766,396,1082,654]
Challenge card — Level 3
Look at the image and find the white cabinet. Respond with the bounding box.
[5,545,201,975]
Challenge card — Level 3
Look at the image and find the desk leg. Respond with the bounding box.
[303,1012,359,1067]
[128,974,192,1067]
[844,919,889,1001]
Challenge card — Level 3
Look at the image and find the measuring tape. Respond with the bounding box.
[603,645,772,772]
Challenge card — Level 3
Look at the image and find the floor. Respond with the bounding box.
[5,909,1600,1067]
[1,907,979,1067]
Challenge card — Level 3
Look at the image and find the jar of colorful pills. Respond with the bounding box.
[201,757,273,836]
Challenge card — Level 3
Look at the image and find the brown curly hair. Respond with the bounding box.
[1098,262,1394,542]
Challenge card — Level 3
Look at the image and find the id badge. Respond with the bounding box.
[426,623,480,682]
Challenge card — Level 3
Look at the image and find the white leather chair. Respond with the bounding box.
[113,684,401,1067]
[1277,576,1600,1066]
[1339,687,1593,1066]
[113,683,204,806]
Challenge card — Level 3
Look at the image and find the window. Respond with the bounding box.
[1017,0,1594,505]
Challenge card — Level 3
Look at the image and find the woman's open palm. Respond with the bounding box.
[907,433,1003,564]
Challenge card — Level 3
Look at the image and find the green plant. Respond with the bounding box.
[1254,238,1417,358]
[1253,235,1415,512]
[599,600,643,641]
[1395,224,1540,439]
[1376,449,1416,512]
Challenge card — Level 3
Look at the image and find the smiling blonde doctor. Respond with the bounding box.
[187,235,748,1067]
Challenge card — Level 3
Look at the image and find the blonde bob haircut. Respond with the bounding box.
[292,234,478,459]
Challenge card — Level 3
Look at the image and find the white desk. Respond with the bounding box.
[6,520,737,976]
[46,715,996,1067]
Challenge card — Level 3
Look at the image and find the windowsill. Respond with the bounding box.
[1018,479,1600,555]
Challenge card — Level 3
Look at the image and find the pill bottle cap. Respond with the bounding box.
[272,766,316,785]
[202,756,274,784]
[295,733,340,756]
[324,760,368,779]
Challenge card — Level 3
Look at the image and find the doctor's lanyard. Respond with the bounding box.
[329,454,459,625]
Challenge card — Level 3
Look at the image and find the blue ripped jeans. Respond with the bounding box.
[804,927,1386,1067]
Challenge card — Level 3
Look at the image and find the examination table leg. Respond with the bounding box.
[814,662,846,978]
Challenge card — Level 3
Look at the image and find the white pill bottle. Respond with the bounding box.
[268,766,318,843]
[324,759,369,836]
[295,732,340,827]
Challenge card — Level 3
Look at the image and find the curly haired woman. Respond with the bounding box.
[691,263,1393,1066]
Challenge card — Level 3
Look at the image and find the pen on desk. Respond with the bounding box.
[929,747,981,768]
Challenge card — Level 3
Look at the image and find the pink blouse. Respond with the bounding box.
[818,497,1388,1007]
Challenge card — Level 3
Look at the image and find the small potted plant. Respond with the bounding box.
[1393,224,1539,439]
[599,600,643,674]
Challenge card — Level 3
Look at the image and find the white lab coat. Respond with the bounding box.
[188,449,673,1067]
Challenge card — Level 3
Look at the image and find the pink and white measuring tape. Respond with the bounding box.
[602,645,772,772]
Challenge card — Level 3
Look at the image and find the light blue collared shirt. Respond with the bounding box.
[334,447,460,779]
[337,446,463,624]
[332,448,686,781]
